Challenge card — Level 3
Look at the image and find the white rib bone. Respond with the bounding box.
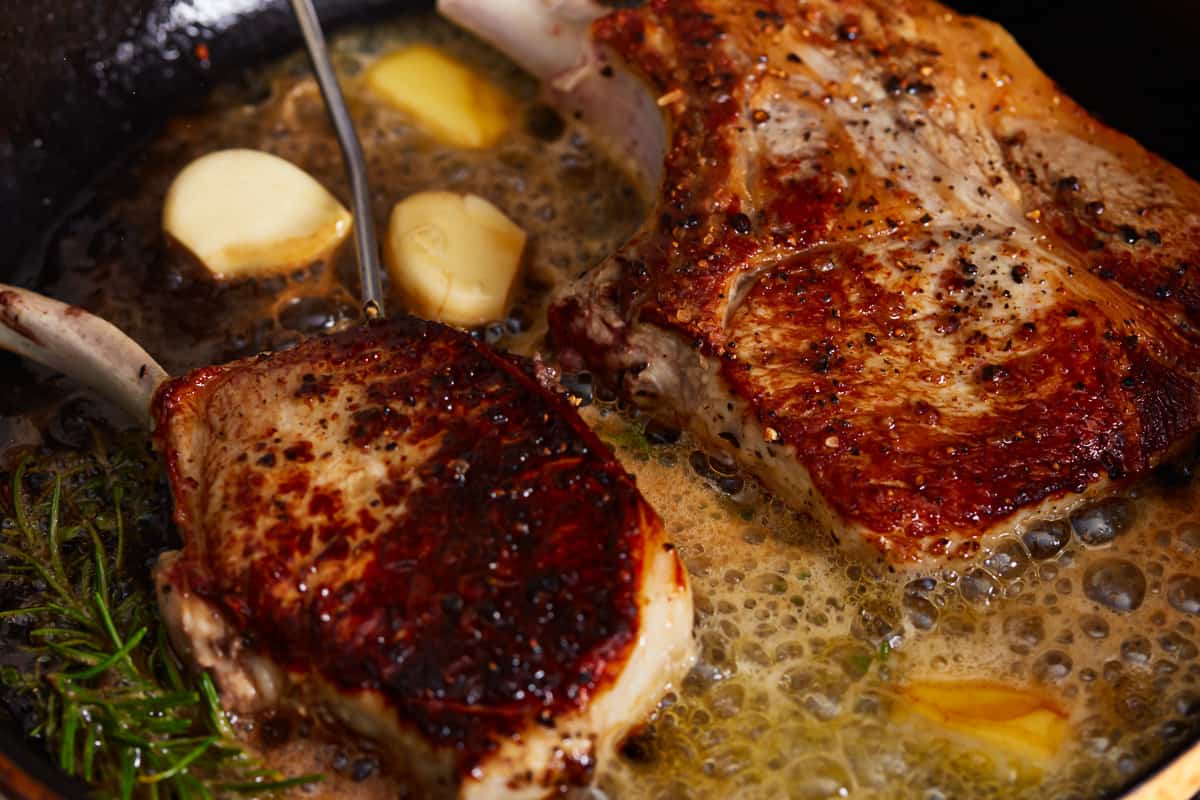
[0,285,168,425]
[439,0,666,194]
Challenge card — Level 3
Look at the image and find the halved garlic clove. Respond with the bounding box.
[897,679,1069,763]
[365,45,511,149]
[163,149,351,280]
[384,191,526,328]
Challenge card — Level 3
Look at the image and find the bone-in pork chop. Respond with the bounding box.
[445,0,1200,564]
[152,318,693,798]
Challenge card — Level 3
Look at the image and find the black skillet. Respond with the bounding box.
[0,0,1198,797]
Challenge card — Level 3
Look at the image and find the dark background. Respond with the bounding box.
[956,0,1200,176]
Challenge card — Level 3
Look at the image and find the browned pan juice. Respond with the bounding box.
[6,11,1200,800]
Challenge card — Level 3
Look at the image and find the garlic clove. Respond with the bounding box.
[384,191,526,327]
[163,149,351,280]
[365,45,511,149]
[897,679,1069,763]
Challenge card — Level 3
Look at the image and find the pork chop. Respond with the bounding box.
[444,0,1200,564]
[152,317,693,798]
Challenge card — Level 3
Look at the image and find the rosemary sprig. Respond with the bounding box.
[0,431,321,798]
[602,419,653,462]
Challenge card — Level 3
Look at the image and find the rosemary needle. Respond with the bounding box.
[0,432,323,798]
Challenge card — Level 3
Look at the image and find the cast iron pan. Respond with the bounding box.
[0,1,1198,797]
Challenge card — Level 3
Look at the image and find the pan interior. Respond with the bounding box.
[2,10,1199,800]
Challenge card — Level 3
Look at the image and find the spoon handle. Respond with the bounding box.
[289,0,386,321]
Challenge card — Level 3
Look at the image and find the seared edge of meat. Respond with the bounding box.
[152,318,694,796]
[513,0,1200,562]
[156,506,691,798]
[552,265,1116,564]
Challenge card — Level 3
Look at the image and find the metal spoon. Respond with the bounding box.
[288,0,385,320]
[0,5,389,424]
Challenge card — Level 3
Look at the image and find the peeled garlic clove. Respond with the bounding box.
[163,149,351,280]
[384,191,526,327]
[897,679,1069,763]
[365,45,511,149]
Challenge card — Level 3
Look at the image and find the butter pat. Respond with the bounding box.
[163,149,351,280]
[898,679,1069,763]
[365,46,510,149]
[384,191,526,327]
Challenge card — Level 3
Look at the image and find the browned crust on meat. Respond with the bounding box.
[552,0,1200,560]
[152,317,657,777]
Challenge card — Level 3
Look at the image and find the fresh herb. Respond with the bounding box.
[847,652,874,676]
[604,420,653,462]
[0,431,320,798]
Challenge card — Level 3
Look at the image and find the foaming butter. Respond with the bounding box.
[586,406,1200,800]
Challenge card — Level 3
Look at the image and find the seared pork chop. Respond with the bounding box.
[444,0,1200,564]
[152,318,693,798]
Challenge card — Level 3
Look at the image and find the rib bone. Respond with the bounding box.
[0,284,167,424]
